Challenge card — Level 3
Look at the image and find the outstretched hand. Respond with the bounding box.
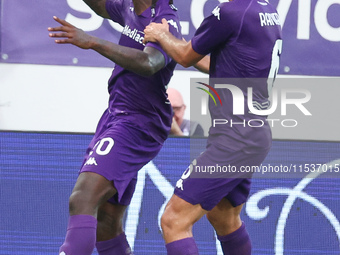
[48,16,94,49]
[143,18,169,44]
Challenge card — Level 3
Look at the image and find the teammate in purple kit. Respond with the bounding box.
[48,0,181,254]
[144,0,282,254]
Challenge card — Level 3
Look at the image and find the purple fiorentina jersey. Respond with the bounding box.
[105,0,182,144]
[191,0,282,152]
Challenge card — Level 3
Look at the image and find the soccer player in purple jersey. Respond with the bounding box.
[144,0,282,254]
[48,0,181,254]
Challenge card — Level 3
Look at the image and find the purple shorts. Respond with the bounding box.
[80,110,163,206]
[174,141,269,211]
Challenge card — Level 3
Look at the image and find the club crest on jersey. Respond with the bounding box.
[212,6,221,20]
[122,25,145,46]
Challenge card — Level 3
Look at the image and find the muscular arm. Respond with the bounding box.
[194,55,210,74]
[92,38,165,76]
[83,0,110,19]
[144,18,208,71]
[48,17,165,77]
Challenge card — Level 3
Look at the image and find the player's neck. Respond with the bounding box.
[133,0,152,15]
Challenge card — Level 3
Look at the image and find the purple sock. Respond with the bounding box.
[59,214,97,255]
[217,222,251,255]
[96,232,132,255]
[166,237,199,255]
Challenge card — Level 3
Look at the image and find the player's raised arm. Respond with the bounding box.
[48,16,165,77]
[83,0,110,19]
[144,18,205,68]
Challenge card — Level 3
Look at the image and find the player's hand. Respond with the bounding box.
[143,18,169,44]
[48,16,94,49]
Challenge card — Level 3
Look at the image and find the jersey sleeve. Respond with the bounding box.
[191,3,238,56]
[145,42,171,66]
[146,9,182,66]
[105,0,126,26]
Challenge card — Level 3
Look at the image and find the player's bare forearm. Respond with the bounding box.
[48,16,165,76]
[144,18,204,68]
[194,55,210,74]
[91,38,165,76]
[83,0,110,18]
